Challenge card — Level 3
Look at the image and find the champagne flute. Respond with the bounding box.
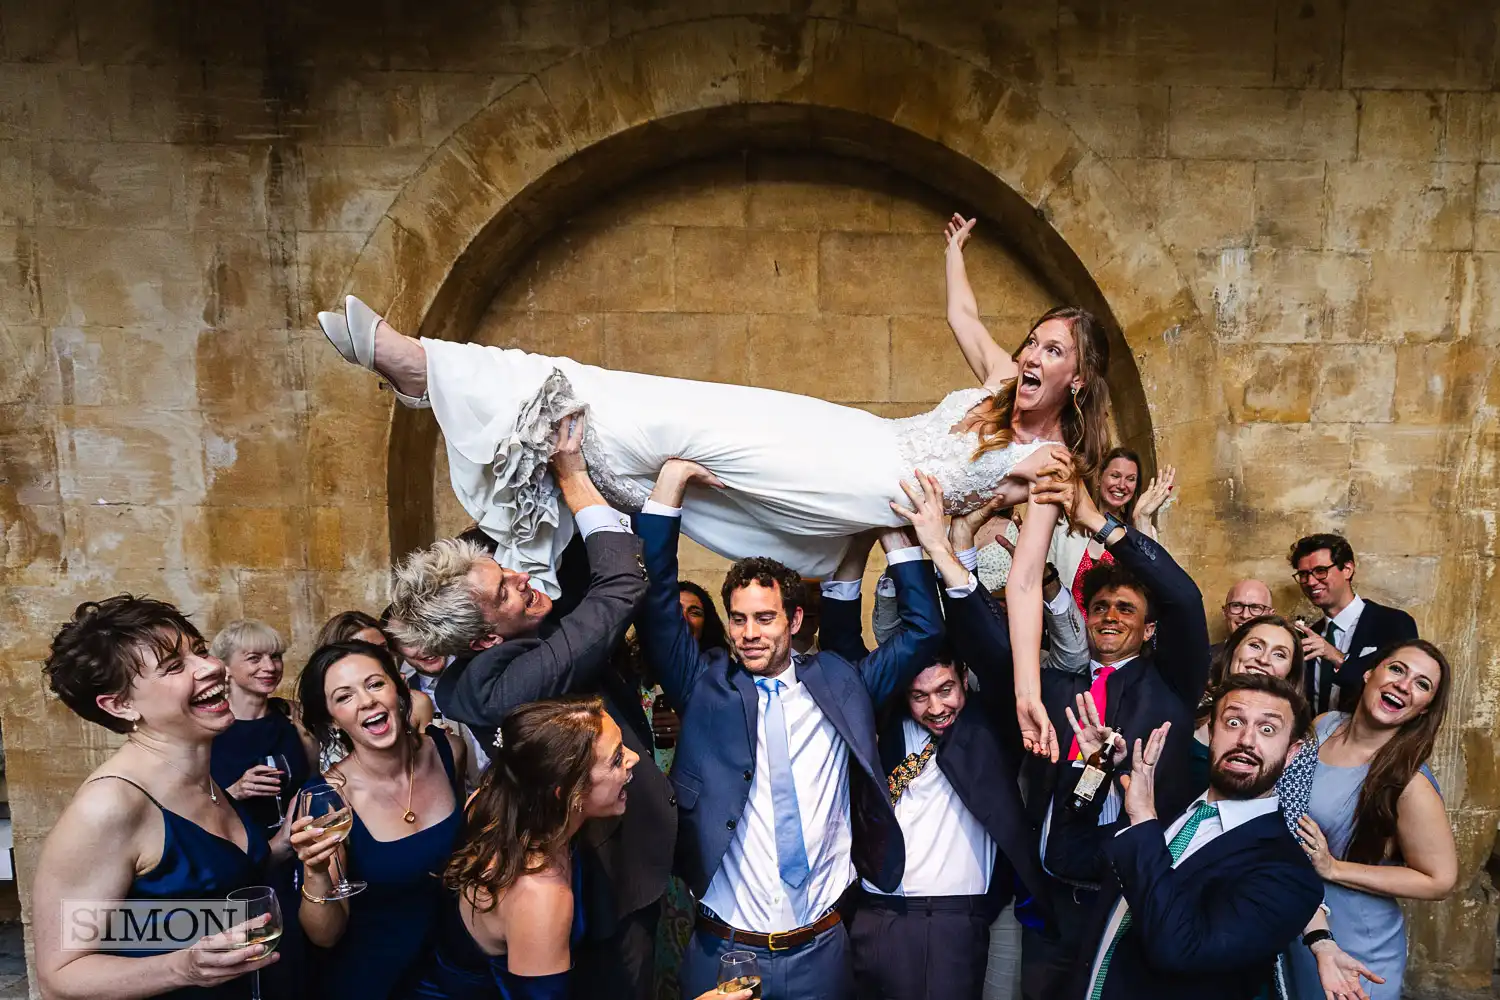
[298,782,366,899]
[717,950,762,997]
[263,754,292,829]
[226,886,282,1000]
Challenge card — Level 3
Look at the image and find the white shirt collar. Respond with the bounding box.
[758,655,800,689]
[1197,792,1281,831]
[1090,655,1138,680]
[1330,594,1366,634]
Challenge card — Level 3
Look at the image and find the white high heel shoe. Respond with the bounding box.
[316,298,430,408]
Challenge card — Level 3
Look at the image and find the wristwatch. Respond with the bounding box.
[1302,929,1334,950]
[1092,513,1125,544]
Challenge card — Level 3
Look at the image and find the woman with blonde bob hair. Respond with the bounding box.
[405,698,742,1000]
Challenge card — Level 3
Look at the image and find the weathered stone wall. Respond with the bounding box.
[2,2,1498,994]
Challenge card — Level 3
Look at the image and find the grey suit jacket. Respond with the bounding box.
[435,528,676,923]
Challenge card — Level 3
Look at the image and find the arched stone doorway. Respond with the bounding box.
[317,17,1222,562]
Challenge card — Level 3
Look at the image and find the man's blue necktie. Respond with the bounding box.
[757,677,811,921]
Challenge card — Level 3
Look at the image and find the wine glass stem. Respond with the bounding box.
[331,848,348,892]
[250,968,261,1000]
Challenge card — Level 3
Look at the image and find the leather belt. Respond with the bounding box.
[695,906,843,952]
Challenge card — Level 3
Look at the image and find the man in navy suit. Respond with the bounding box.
[1288,532,1418,714]
[818,476,1052,1000]
[1064,672,1323,1000]
[1001,475,1212,1000]
[635,459,944,1000]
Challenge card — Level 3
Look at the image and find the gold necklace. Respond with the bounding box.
[128,738,219,803]
[351,741,418,823]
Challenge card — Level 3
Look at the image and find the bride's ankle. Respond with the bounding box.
[373,322,428,397]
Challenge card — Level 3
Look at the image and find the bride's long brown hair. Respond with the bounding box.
[970,306,1112,485]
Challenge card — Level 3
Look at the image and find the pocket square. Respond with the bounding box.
[1359,646,1377,656]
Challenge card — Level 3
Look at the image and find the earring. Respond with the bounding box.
[1071,386,1079,397]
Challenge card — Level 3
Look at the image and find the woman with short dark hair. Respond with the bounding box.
[290,640,467,1000]
[32,595,282,999]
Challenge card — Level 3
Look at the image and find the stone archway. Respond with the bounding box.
[313,16,1223,560]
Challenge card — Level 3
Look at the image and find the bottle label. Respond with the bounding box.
[1074,764,1106,802]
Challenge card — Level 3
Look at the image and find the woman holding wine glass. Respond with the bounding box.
[31,595,285,999]
[290,640,469,999]
[404,696,745,1000]
[208,619,317,833]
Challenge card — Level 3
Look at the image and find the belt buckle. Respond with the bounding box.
[766,929,792,952]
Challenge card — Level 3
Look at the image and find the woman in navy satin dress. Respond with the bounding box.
[290,640,468,999]
[31,596,286,999]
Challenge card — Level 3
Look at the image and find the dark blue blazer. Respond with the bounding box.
[1067,809,1323,1000]
[1317,599,1419,714]
[634,512,943,899]
[821,583,1052,924]
[1024,529,1212,886]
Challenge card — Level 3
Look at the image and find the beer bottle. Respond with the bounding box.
[1068,734,1120,812]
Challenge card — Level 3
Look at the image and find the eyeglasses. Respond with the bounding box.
[1292,564,1341,585]
[1224,602,1273,617]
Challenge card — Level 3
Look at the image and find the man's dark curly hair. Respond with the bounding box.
[1288,532,1355,569]
[43,594,204,734]
[721,557,806,619]
[1080,562,1156,622]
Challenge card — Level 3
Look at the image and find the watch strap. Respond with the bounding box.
[1302,929,1334,950]
[1092,514,1124,544]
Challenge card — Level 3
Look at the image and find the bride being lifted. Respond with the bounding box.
[318,213,1112,761]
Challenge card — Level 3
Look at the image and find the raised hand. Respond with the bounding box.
[1133,464,1177,521]
[1064,691,1125,765]
[890,470,951,559]
[1295,621,1343,666]
[1120,722,1170,825]
[549,412,589,477]
[1017,696,1059,763]
[288,813,346,876]
[649,458,727,508]
[949,494,1007,552]
[1312,939,1385,1000]
[945,213,977,253]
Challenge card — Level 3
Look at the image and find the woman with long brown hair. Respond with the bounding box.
[405,697,741,1000]
[1283,640,1458,1000]
[313,214,1114,761]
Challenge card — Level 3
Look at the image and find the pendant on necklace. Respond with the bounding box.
[403,810,417,824]
[210,788,218,804]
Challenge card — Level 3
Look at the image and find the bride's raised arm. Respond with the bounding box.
[945,213,1019,390]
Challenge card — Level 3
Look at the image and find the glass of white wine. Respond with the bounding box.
[263,754,292,830]
[299,782,366,900]
[717,950,762,997]
[226,886,282,1000]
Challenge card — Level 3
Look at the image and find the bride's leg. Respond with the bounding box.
[373,319,428,399]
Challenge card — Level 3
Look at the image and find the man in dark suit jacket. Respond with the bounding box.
[818,509,1052,1000]
[1005,475,1212,1000]
[636,459,943,1000]
[1063,672,1323,1000]
[1288,533,1419,714]
[386,416,672,1000]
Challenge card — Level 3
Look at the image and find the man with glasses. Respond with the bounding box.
[1213,579,1274,659]
[1288,533,1418,714]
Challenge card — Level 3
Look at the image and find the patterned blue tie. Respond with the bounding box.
[757,677,811,921]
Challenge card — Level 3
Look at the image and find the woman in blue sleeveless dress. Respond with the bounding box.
[1284,640,1459,1000]
[208,619,317,835]
[31,595,285,999]
[405,697,738,1000]
[290,640,467,999]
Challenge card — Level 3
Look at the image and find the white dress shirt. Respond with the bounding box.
[1327,594,1366,655]
[1088,794,1282,993]
[572,503,633,538]
[400,657,492,780]
[699,656,856,932]
[863,718,994,898]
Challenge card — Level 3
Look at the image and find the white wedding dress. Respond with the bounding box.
[426,340,1056,596]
